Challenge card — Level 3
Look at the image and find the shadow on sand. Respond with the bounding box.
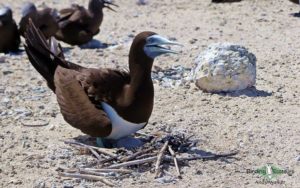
[217,86,272,97]
[79,39,117,49]
[291,12,300,17]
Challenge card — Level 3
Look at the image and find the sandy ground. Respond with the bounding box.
[0,0,300,187]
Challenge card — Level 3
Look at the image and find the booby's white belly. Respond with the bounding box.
[101,102,146,140]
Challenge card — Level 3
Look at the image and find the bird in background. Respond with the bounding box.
[19,2,59,39]
[287,0,300,16]
[54,0,117,46]
[288,0,300,4]
[0,6,20,53]
[24,20,181,149]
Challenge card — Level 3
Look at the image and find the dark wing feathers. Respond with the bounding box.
[54,67,112,137]
[58,5,88,25]
[24,20,131,137]
[77,68,130,103]
[25,20,67,90]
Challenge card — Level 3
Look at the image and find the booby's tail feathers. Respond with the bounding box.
[24,19,67,91]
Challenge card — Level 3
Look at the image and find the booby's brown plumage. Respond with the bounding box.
[25,21,180,139]
[54,0,117,46]
[19,2,59,39]
[288,0,300,4]
[0,7,20,53]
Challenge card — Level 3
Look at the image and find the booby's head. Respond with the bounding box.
[90,0,118,11]
[102,0,118,11]
[130,31,182,60]
[0,7,13,24]
[21,2,37,17]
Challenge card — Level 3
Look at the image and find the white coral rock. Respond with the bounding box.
[192,43,257,92]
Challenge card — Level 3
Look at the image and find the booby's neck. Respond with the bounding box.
[87,0,104,32]
[117,45,154,107]
[88,0,104,17]
[129,51,153,90]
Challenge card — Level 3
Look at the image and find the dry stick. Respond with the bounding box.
[58,167,132,174]
[136,153,157,160]
[59,172,115,187]
[120,147,155,162]
[104,151,238,169]
[99,156,119,165]
[88,147,102,161]
[154,141,169,178]
[64,141,117,158]
[181,151,239,161]
[105,151,238,170]
[83,168,133,174]
[168,146,181,178]
[108,156,158,169]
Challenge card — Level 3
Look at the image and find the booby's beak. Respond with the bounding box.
[144,34,182,59]
[103,0,118,12]
[0,8,8,17]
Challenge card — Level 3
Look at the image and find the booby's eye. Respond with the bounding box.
[147,37,155,44]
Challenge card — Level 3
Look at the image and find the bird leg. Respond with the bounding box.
[96,136,144,150]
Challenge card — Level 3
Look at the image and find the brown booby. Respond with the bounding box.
[212,0,242,3]
[54,0,117,46]
[24,21,181,147]
[288,0,300,4]
[288,0,300,17]
[19,2,59,39]
[0,7,20,53]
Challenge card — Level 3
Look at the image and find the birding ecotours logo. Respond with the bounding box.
[256,164,285,180]
[247,164,294,184]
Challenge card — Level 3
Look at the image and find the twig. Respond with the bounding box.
[83,168,133,174]
[154,141,169,178]
[64,141,117,158]
[88,147,102,161]
[57,167,132,174]
[136,153,157,160]
[178,151,239,161]
[59,172,115,187]
[168,146,181,178]
[120,148,155,162]
[99,156,119,165]
[108,156,157,169]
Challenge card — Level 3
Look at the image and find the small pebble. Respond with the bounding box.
[156,176,176,184]
[137,0,148,5]
[21,119,49,127]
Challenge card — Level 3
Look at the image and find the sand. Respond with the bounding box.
[0,0,299,187]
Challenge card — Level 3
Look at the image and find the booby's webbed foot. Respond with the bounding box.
[96,137,114,148]
[79,39,108,49]
[96,137,144,150]
[114,136,144,150]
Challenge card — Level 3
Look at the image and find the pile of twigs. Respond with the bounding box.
[58,133,238,187]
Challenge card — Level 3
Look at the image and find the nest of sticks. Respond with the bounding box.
[58,132,238,187]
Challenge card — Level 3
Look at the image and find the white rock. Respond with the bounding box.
[192,43,256,92]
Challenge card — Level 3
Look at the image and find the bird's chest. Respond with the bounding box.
[101,102,146,140]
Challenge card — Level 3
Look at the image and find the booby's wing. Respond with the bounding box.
[25,20,131,137]
[58,5,90,25]
[54,66,113,137]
